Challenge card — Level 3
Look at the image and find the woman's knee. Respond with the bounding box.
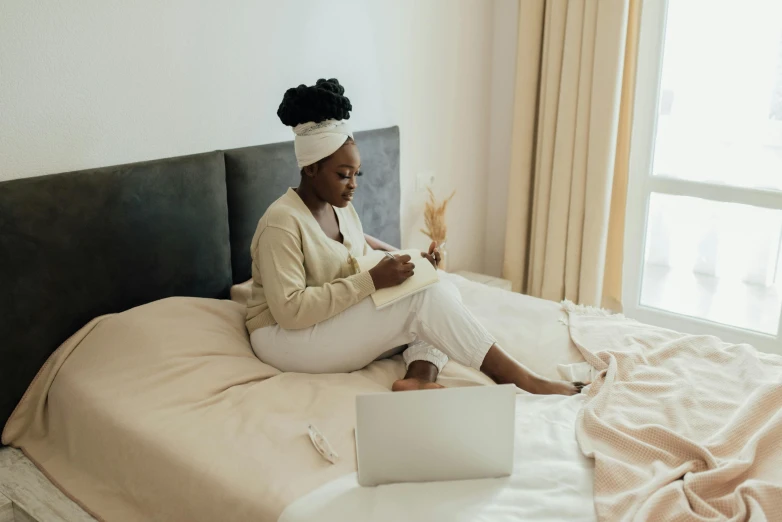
[437,278,462,299]
[422,278,462,303]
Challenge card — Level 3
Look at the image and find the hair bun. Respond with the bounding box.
[277,78,352,127]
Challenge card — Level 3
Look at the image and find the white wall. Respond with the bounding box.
[0,0,495,273]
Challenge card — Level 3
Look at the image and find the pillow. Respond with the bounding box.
[230,279,253,306]
[2,297,393,521]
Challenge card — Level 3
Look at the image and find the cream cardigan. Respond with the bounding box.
[245,188,375,332]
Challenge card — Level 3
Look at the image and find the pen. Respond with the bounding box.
[383,251,396,261]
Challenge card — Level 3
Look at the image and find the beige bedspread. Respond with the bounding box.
[2,275,584,522]
[566,305,782,521]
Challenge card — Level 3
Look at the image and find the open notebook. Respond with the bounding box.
[354,249,440,309]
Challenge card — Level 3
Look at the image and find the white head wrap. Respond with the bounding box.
[293,119,354,169]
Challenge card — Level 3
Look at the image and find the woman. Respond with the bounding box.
[246,78,583,395]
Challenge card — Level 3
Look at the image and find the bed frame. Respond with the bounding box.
[0,127,401,436]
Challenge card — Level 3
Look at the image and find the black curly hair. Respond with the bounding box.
[277,78,352,127]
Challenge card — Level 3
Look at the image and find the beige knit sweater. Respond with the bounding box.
[245,188,376,332]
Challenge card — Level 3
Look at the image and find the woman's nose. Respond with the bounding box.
[348,176,358,189]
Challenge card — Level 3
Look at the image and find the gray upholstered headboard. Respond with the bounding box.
[0,126,400,434]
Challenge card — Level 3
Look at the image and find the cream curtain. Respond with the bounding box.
[502,0,640,310]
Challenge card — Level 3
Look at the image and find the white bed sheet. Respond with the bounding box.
[281,393,595,522]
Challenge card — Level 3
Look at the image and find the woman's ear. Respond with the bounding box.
[302,163,318,178]
[302,161,321,178]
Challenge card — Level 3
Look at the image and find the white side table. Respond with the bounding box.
[454,270,513,292]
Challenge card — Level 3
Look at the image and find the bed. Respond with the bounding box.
[2,127,781,522]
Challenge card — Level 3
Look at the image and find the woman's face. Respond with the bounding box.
[307,140,362,208]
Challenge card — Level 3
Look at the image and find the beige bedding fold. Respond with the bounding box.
[1,275,583,522]
[566,304,782,521]
[1,297,494,522]
[3,299,381,521]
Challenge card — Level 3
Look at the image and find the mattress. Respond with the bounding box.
[3,274,593,521]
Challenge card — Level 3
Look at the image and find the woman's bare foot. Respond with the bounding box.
[392,378,445,392]
[525,377,586,396]
[480,344,588,396]
[392,360,442,392]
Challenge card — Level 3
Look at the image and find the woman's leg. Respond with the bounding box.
[251,279,582,394]
[393,341,448,391]
[392,279,465,391]
[400,279,582,395]
[250,297,446,375]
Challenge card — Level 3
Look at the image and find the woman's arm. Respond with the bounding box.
[364,233,398,252]
[258,226,375,330]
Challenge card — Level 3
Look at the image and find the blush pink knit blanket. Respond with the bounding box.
[564,303,782,521]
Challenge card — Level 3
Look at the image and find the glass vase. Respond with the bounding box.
[436,240,448,271]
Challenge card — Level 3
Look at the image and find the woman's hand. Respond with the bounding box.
[421,241,441,269]
[369,254,415,290]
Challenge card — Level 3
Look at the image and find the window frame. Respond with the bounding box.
[623,0,782,355]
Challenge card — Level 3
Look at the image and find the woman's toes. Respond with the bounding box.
[528,378,581,396]
[573,381,591,393]
[422,381,444,390]
[392,378,444,392]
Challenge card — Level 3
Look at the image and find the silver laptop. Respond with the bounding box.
[355,384,516,487]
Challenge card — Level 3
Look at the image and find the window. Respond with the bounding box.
[625,0,782,354]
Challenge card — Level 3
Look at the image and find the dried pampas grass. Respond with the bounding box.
[420,188,455,243]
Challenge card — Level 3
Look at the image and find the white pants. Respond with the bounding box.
[250,279,496,374]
